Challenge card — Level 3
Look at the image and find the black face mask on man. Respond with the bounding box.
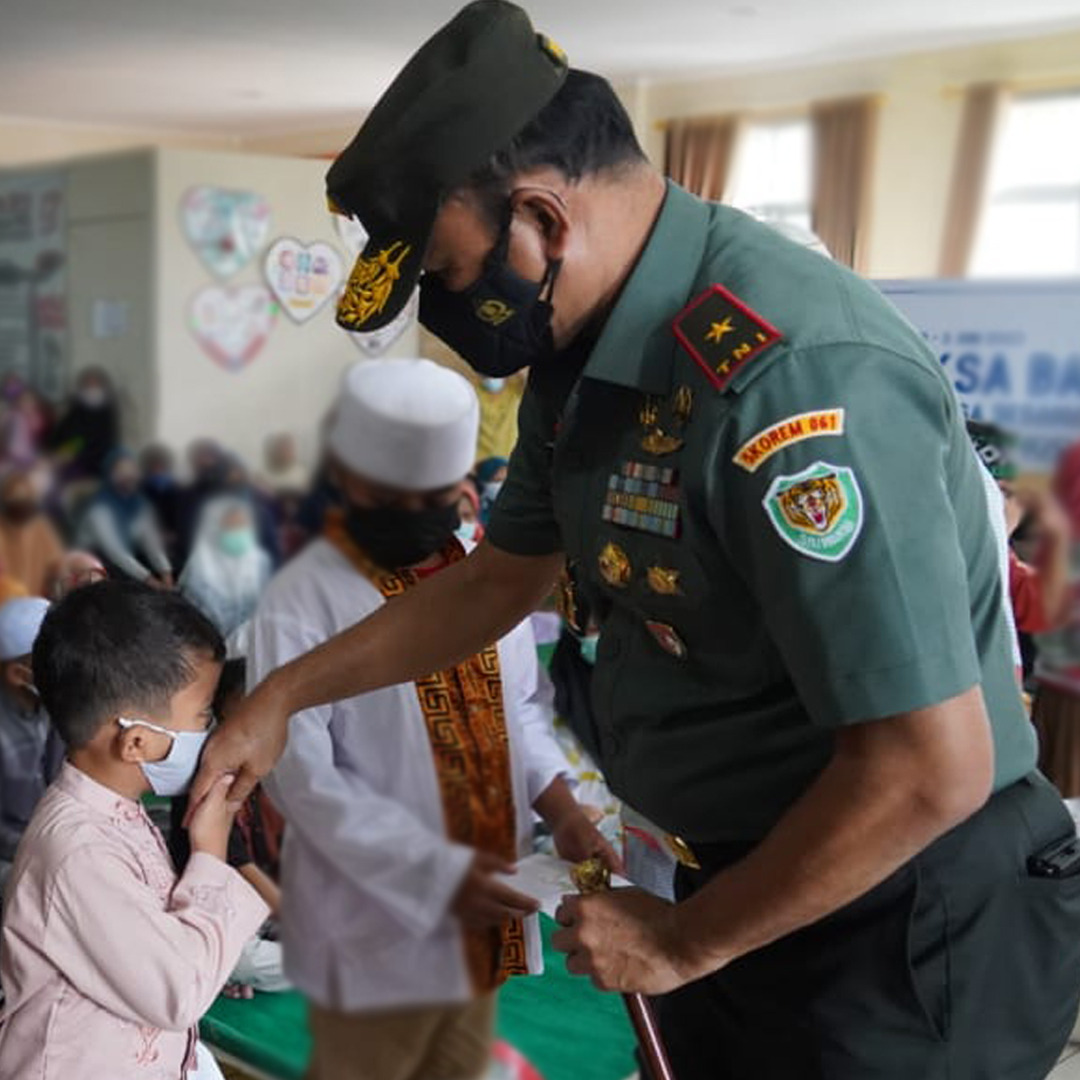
[419,211,561,378]
[344,502,461,569]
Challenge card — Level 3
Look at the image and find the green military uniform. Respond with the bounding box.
[488,182,1036,842]
[487,184,1080,1079]
[322,3,1080,1075]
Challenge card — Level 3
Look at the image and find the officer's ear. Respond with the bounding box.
[509,186,571,263]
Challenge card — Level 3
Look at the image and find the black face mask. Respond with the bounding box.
[419,221,561,378]
[344,502,460,569]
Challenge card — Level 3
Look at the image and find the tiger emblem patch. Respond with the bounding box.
[763,462,863,562]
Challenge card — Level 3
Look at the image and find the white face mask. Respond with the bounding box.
[480,377,507,394]
[117,717,211,796]
[79,387,108,409]
[482,480,504,504]
[455,520,479,544]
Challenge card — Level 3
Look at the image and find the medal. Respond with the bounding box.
[639,389,693,456]
[646,566,682,596]
[645,620,687,659]
[598,542,632,588]
[556,564,581,632]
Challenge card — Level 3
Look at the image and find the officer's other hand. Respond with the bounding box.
[451,851,540,929]
[551,808,626,876]
[185,683,289,824]
[552,887,697,995]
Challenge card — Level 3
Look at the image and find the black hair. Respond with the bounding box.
[465,69,647,229]
[214,657,248,715]
[33,579,225,750]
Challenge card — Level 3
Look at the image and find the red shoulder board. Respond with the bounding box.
[673,285,783,391]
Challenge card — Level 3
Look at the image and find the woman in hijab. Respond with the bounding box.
[1032,440,1080,796]
[474,456,509,523]
[49,368,121,481]
[78,450,173,587]
[0,469,65,597]
[179,496,272,638]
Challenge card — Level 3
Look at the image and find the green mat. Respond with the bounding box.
[201,915,635,1080]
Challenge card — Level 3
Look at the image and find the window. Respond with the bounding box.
[725,119,812,229]
[970,92,1080,277]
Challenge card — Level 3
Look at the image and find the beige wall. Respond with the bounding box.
[153,147,419,470]
[0,117,237,169]
[637,28,1080,277]
[7,26,1080,285]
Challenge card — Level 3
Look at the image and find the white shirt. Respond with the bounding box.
[249,539,563,1012]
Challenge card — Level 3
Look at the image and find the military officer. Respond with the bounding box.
[194,2,1080,1076]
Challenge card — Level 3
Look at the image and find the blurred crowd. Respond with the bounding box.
[0,366,512,647]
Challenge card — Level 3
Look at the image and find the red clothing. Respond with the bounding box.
[1009,550,1051,634]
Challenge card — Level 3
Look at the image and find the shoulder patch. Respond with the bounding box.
[673,285,783,392]
[763,462,864,563]
[733,409,845,472]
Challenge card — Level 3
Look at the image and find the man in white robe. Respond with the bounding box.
[250,358,616,1080]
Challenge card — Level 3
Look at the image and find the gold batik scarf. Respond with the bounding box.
[324,511,528,991]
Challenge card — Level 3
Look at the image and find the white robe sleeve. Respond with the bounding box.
[249,612,475,938]
[499,618,568,804]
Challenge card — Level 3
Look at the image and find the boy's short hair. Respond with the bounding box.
[33,580,225,749]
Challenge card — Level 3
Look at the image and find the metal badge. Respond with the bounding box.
[646,566,682,596]
[598,542,633,588]
[645,620,687,659]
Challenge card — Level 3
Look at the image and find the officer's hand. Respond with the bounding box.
[551,888,698,995]
[551,809,625,876]
[186,683,289,823]
[451,851,541,929]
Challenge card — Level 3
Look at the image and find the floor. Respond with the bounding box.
[1054,1043,1080,1079]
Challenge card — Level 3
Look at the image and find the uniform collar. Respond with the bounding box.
[581,181,711,394]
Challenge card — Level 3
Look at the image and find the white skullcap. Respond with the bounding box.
[0,597,50,661]
[329,359,480,491]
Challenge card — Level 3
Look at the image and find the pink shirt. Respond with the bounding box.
[0,763,268,1080]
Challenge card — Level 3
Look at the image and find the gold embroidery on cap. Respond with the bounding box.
[475,299,516,326]
[337,242,411,329]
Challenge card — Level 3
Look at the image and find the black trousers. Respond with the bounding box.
[653,773,1080,1080]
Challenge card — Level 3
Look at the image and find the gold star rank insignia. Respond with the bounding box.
[705,317,734,344]
[673,285,783,391]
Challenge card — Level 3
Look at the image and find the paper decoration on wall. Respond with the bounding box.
[0,171,67,399]
[333,213,367,257]
[181,186,271,279]
[264,238,344,324]
[346,289,418,357]
[190,285,276,372]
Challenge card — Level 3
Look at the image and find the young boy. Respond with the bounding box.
[0,580,269,1080]
[0,597,62,897]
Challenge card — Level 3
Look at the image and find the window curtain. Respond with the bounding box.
[664,115,740,202]
[939,83,1006,277]
[810,96,879,271]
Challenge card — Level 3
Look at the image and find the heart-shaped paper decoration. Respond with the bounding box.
[333,213,368,257]
[181,186,271,280]
[264,238,344,324]
[346,290,418,357]
[189,285,276,372]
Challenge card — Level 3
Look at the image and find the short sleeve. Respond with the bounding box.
[710,343,982,727]
[485,384,563,556]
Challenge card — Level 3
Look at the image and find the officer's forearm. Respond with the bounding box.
[261,541,564,715]
[670,685,994,981]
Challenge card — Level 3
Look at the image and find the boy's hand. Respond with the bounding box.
[188,775,239,862]
[552,809,625,876]
[451,851,540,929]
